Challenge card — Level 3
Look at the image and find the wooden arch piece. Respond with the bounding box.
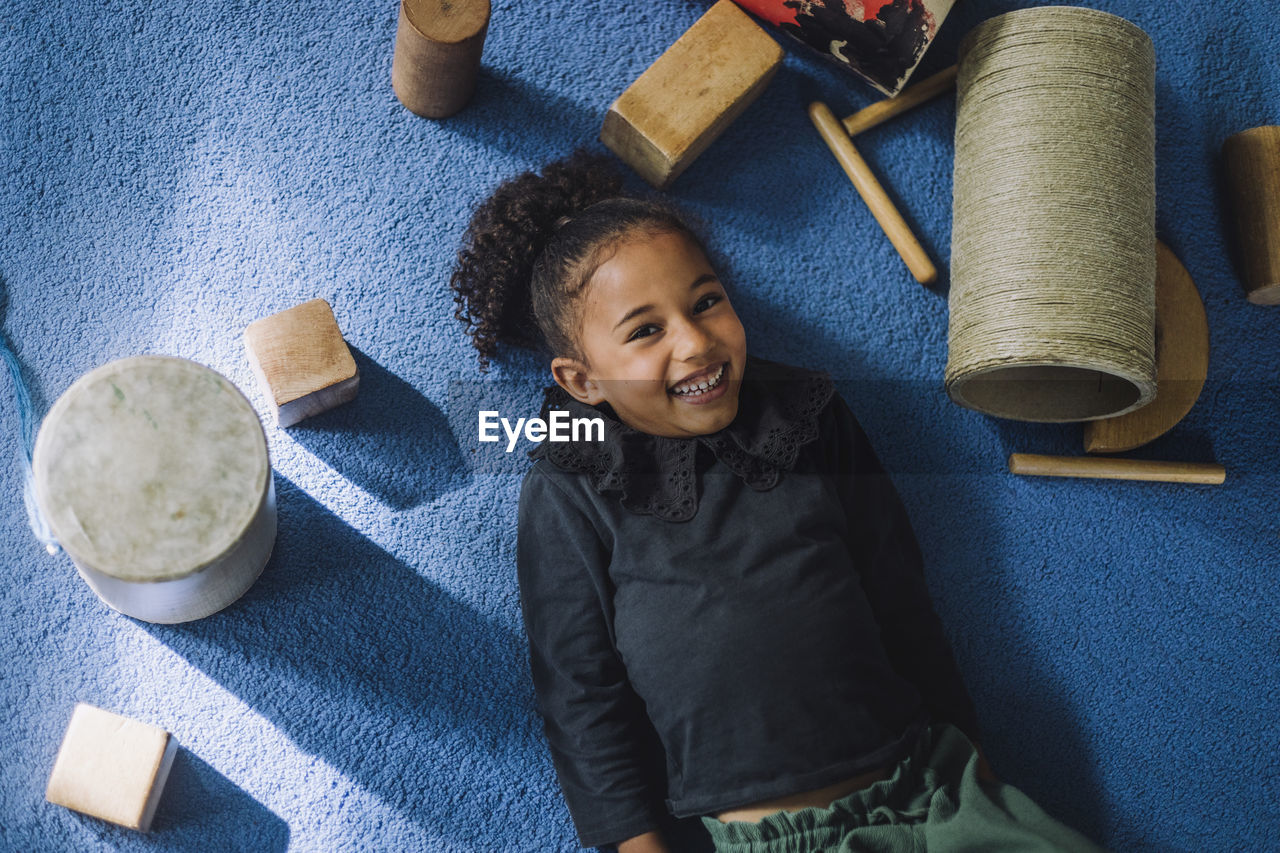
[1083,241,1209,453]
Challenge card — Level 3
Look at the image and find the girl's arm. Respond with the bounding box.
[518,466,665,850]
[828,393,982,741]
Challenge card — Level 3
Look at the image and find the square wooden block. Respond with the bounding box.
[46,703,178,832]
[600,0,783,188]
[244,298,360,427]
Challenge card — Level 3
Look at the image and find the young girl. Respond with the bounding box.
[451,151,1105,853]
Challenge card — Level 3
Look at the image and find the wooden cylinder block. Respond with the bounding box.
[392,0,490,119]
[1222,126,1280,305]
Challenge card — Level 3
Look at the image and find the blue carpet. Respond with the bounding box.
[2,1,1277,851]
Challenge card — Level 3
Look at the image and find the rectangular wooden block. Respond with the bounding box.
[244,298,360,427]
[46,703,178,832]
[601,0,784,189]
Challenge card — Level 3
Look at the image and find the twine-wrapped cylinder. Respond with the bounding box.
[946,6,1157,422]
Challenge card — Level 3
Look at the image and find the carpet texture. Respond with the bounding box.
[2,1,1277,851]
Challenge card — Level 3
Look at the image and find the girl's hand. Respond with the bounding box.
[617,829,670,853]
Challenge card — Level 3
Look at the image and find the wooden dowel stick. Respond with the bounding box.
[808,100,937,285]
[842,64,958,137]
[1008,453,1226,485]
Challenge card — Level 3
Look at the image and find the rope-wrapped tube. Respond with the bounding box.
[946,6,1157,423]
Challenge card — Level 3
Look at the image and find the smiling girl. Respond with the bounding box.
[451,151,1104,853]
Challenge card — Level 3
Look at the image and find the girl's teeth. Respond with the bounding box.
[673,365,724,396]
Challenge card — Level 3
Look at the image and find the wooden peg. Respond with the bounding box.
[1084,241,1209,453]
[392,0,490,119]
[600,0,784,189]
[842,65,958,137]
[1008,453,1225,485]
[1222,126,1280,304]
[808,100,937,285]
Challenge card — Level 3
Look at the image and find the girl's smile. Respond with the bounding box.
[670,362,727,403]
[551,229,748,438]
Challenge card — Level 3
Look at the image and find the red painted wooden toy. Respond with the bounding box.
[733,0,954,95]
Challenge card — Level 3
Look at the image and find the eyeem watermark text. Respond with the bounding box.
[479,410,605,452]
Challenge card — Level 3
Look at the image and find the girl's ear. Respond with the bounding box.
[551,356,606,406]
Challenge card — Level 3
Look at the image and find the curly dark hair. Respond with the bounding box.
[450,149,705,369]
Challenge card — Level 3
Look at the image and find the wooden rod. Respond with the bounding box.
[808,100,937,285]
[1008,453,1226,485]
[842,64,958,137]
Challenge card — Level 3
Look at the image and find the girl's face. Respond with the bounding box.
[551,229,748,438]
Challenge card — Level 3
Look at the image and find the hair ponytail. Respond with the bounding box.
[450,149,623,368]
[451,148,706,369]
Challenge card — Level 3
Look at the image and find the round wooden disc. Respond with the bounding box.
[402,0,490,43]
[1083,241,1209,453]
[33,356,270,583]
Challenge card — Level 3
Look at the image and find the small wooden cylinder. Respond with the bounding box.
[33,356,276,623]
[392,0,490,119]
[1222,126,1280,305]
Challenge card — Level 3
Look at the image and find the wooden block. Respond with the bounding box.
[46,703,178,831]
[600,0,784,189]
[244,298,359,427]
[1222,125,1280,305]
[392,0,490,119]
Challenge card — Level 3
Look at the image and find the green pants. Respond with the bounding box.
[700,724,1107,853]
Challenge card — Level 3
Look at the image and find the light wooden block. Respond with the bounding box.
[244,298,360,427]
[600,0,784,189]
[46,703,178,832]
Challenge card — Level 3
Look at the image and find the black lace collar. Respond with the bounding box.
[529,356,835,522]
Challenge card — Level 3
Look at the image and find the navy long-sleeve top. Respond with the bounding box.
[517,357,979,849]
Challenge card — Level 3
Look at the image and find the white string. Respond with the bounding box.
[0,292,59,553]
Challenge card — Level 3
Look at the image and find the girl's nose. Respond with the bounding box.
[672,317,714,361]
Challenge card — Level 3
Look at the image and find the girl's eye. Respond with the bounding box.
[694,294,721,313]
[629,324,660,341]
